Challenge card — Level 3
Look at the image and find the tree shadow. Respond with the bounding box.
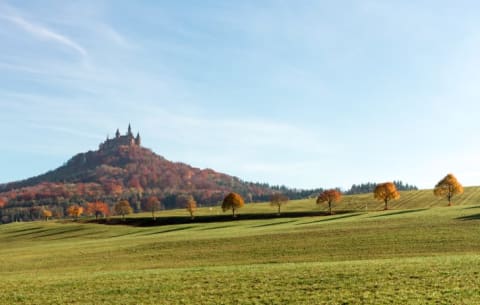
[142,226,196,235]
[369,208,428,218]
[298,213,363,225]
[251,220,297,228]
[463,205,480,210]
[86,210,358,227]
[457,214,480,221]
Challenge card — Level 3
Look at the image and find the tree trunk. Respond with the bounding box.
[328,201,332,215]
[278,205,281,216]
[152,210,156,220]
[448,194,452,206]
[384,199,388,210]
[232,208,236,218]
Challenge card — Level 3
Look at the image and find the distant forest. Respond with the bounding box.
[344,181,418,195]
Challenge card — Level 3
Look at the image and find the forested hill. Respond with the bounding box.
[345,181,418,195]
[0,128,320,212]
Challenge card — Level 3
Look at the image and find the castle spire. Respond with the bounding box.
[115,128,120,138]
[135,132,141,146]
[127,123,132,136]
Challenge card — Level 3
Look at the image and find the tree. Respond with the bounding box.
[114,200,133,220]
[184,195,197,219]
[41,208,52,221]
[67,204,83,220]
[434,173,463,206]
[316,190,342,215]
[86,201,109,220]
[144,196,161,220]
[222,192,245,218]
[374,182,400,210]
[270,194,289,215]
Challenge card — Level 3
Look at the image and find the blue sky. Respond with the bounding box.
[1,0,480,190]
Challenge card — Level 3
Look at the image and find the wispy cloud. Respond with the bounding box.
[1,14,87,58]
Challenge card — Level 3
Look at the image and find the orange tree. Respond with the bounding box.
[67,204,83,220]
[374,182,400,210]
[41,208,52,221]
[184,195,197,219]
[176,194,197,219]
[316,189,342,215]
[434,173,463,206]
[114,200,133,220]
[222,192,244,218]
[143,196,161,220]
[86,201,110,220]
[270,194,289,215]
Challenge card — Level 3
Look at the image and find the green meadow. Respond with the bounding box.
[2,188,480,304]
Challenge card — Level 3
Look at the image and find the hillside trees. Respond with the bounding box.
[114,200,133,220]
[374,182,400,210]
[434,174,463,206]
[316,190,342,215]
[222,192,245,218]
[270,194,289,215]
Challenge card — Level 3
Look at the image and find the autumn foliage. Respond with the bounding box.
[177,194,197,219]
[41,208,52,221]
[434,173,463,206]
[67,205,83,220]
[144,196,161,220]
[374,182,400,210]
[114,200,133,220]
[86,201,110,220]
[222,192,245,218]
[316,190,342,215]
[270,194,289,215]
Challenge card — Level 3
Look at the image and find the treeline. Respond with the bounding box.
[345,181,418,195]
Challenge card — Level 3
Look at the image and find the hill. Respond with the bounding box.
[0,125,320,223]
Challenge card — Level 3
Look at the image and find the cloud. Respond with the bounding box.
[1,14,87,58]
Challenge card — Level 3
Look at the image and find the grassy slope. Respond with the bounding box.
[1,188,480,304]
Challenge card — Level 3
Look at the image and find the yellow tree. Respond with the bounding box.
[185,196,197,219]
[434,173,463,206]
[374,182,400,210]
[316,189,342,215]
[114,200,133,220]
[67,204,83,220]
[270,194,289,215]
[41,208,52,221]
[222,192,245,218]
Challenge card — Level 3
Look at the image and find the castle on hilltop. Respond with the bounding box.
[99,124,141,150]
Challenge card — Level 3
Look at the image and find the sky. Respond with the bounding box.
[1,0,480,190]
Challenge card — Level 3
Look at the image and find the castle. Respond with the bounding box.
[99,124,141,150]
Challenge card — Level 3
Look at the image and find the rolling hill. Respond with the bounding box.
[0,125,319,223]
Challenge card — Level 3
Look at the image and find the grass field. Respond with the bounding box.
[1,188,480,304]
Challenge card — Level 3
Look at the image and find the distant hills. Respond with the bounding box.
[0,125,320,219]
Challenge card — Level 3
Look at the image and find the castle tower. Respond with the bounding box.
[135,132,141,146]
[115,129,120,138]
[127,123,133,137]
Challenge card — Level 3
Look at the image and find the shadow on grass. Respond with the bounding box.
[198,225,234,231]
[369,208,428,218]
[86,211,358,227]
[251,220,297,228]
[142,226,196,235]
[463,205,480,210]
[298,212,363,225]
[457,214,480,221]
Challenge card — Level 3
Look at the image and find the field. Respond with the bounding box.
[2,188,480,304]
